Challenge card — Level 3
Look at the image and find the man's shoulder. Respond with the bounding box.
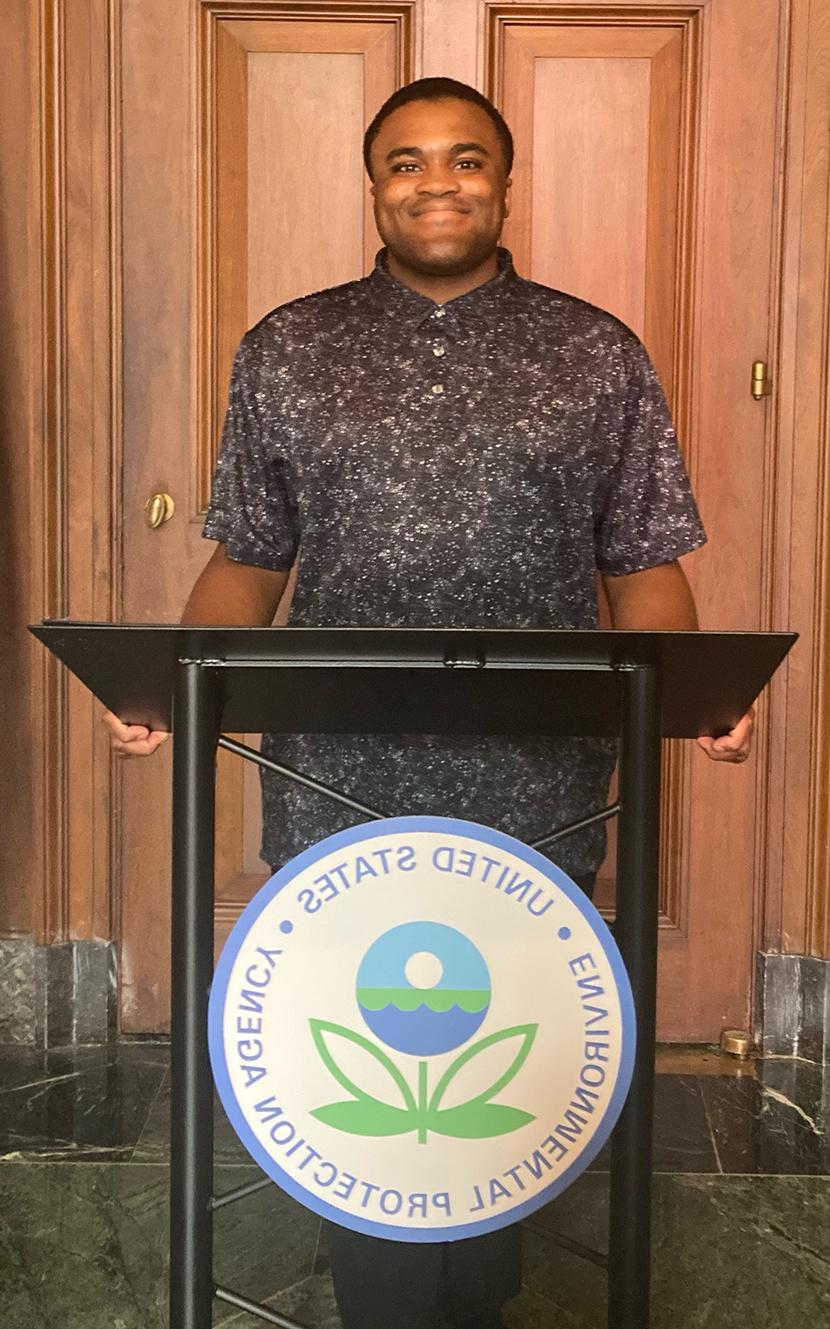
[243,275,374,350]
[514,276,641,350]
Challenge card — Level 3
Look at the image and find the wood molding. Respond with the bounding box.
[804,3,830,960]
[487,0,707,25]
[215,880,268,959]
[808,282,830,959]
[215,883,269,926]
[36,0,69,942]
[196,0,415,515]
[762,0,830,962]
[31,0,122,944]
[107,0,125,950]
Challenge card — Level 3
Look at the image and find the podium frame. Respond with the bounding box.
[30,623,796,1329]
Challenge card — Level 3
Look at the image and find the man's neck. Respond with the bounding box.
[385,250,500,304]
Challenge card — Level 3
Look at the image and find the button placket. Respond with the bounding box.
[426,306,449,397]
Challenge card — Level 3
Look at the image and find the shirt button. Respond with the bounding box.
[431,384,444,395]
[432,345,446,357]
[433,308,446,319]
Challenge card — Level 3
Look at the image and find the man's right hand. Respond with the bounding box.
[101,543,288,758]
[102,709,169,757]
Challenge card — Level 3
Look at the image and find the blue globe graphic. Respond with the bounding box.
[356,921,491,1056]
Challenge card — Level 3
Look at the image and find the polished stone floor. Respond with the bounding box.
[0,1042,827,1327]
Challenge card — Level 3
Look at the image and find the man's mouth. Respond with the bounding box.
[410,204,471,217]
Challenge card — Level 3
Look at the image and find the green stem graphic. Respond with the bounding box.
[417,1061,429,1144]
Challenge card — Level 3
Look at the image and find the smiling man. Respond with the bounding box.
[370,98,512,287]
[105,78,752,1329]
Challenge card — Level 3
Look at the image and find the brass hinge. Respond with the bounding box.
[751,361,772,399]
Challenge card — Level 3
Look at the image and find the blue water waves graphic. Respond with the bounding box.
[359,1000,489,1056]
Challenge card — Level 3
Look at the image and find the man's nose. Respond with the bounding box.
[415,164,461,193]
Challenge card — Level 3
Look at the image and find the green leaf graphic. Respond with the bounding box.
[428,1102,535,1138]
[310,1020,538,1143]
[311,1099,416,1136]
[309,1019,417,1112]
[428,1024,538,1116]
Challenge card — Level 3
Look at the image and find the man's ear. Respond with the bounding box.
[503,176,513,220]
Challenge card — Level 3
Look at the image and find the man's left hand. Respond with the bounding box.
[696,709,754,763]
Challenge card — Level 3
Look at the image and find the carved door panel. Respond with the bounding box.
[118,0,781,1040]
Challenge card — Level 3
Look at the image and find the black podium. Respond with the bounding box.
[31,623,795,1329]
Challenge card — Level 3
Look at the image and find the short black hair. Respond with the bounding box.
[363,77,514,179]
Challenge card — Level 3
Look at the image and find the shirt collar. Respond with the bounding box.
[367,247,519,327]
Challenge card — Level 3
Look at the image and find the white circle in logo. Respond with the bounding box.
[405,952,443,988]
[209,817,635,1242]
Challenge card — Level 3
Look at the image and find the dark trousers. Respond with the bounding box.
[325,1221,522,1329]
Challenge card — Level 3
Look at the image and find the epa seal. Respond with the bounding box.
[208,816,635,1242]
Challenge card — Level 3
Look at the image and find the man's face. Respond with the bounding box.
[370,98,512,277]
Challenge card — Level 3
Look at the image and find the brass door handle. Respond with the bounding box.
[144,492,175,528]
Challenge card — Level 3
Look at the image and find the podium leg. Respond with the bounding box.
[609,664,661,1329]
[170,662,221,1329]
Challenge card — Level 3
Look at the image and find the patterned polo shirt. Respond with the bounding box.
[203,249,705,877]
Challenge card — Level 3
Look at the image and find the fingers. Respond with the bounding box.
[102,709,170,758]
[103,710,149,742]
[113,731,170,758]
[697,709,754,764]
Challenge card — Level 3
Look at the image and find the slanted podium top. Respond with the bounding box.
[30,623,796,739]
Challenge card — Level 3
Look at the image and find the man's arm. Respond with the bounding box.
[602,560,753,763]
[180,542,289,626]
[103,543,289,756]
[601,559,698,632]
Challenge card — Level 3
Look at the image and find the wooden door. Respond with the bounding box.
[118,0,783,1041]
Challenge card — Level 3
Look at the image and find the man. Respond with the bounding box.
[106,78,752,1329]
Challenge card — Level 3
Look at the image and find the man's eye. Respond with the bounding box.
[392,162,420,173]
[456,159,483,170]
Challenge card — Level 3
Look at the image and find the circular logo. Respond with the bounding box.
[209,817,635,1242]
[356,922,491,1055]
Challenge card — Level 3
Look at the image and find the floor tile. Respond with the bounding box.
[214,1272,341,1328]
[511,1172,830,1328]
[652,1075,720,1172]
[1,1162,828,1327]
[701,1057,830,1175]
[0,1162,319,1329]
[133,1069,251,1165]
[589,1073,719,1173]
[0,1042,169,1162]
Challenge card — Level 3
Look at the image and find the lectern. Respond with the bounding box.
[31,623,795,1329]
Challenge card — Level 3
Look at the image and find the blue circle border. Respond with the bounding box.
[208,815,636,1243]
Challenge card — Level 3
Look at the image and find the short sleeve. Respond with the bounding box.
[593,334,706,576]
[202,335,299,571]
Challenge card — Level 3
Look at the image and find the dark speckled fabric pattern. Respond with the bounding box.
[204,249,705,875]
